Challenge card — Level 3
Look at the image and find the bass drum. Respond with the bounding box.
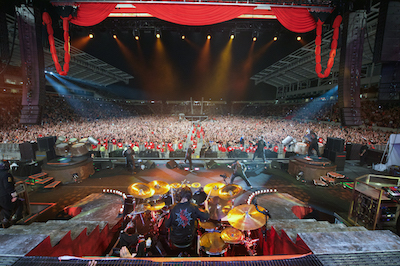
[70,143,89,157]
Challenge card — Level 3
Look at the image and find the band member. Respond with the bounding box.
[306,129,320,157]
[253,136,266,162]
[185,145,194,172]
[229,160,253,189]
[359,140,369,166]
[123,147,136,173]
[165,187,209,255]
[0,160,17,228]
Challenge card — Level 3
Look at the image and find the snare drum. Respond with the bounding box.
[295,142,308,155]
[55,143,70,156]
[68,138,78,145]
[70,143,89,157]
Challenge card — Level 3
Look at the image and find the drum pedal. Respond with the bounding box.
[220,174,228,183]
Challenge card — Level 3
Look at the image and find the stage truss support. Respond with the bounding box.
[337,10,366,127]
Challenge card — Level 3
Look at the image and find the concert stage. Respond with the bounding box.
[288,155,336,181]
[41,156,95,184]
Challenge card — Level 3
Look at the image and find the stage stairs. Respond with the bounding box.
[267,219,368,243]
[0,220,108,247]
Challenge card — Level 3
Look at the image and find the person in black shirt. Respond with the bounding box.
[165,187,209,255]
[185,145,194,172]
[230,160,253,189]
[253,136,266,162]
[0,160,17,228]
[123,147,135,173]
[306,130,320,157]
[359,141,369,166]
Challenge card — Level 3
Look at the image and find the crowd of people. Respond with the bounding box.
[0,93,398,149]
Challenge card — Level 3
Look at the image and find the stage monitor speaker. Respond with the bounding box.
[19,142,38,161]
[206,159,219,169]
[326,137,344,152]
[145,160,155,169]
[37,136,56,152]
[265,150,278,159]
[205,151,217,158]
[285,151,296,158]
[170,151,185,158]
[110,149,124,157]
[346,143,362,160]
[166,160,178,169]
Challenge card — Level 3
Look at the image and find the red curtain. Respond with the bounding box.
[133,3,256,26]
[271,7,316,33]
[70,3,117,26]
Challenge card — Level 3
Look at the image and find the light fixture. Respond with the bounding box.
[230,30,235,40]
[297,36,301,41]
[113,34,117,39]
[155,28,161,39]
[252,30,258,42]
[89,33,94,39]
[207,34,211,40]
[181,33,185,40]
[273,36,278,41]
[133,29,140,40]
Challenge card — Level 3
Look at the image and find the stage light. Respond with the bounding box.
[113,34,117,39]
[155,28,161,39]
[207,34,211,40]
[133,29,140,40]
[297,36,302,41]
[230,30,235,40]
[181,34,185,40]
[253,36,257,42]
[273,36,278,41]
[89,33,94,39]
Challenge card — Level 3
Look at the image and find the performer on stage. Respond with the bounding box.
[165,187,209,256]
[305,129,320,157]
[0,160,17,228]
[253,136,266,162]
[229,160,253,189]
[359,140,369,166]
[123,147,136,174]
[185,145,194,172]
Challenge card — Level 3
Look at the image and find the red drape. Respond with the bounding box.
[70,3,117,26]
[271,7,316,33]
[133,3,256,26]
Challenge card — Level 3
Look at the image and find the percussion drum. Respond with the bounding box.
[295,142,308,155]
[79,138,88,143]
[55,143,70,156]
[68,138,78,145]
[70,143,89,157]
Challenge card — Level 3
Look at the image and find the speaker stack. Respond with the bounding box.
[324,137,346,171]
[36,136,57,161]
[19,142,38,161]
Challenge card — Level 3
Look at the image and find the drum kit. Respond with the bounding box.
[125,179,269,257]
[54,136,90,157]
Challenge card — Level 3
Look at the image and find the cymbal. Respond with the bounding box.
[221,227,244,244]
[148,180,170,195]
[199,220,219,230]
[146,201,165,211]
[208,196,232,220]
[227,204,267,231]
[191,182,201,188]
[128,183,155,199]
[199,232,227,255]
[204,182,225,197]
[133,203,150,214]
[170,183,181,189]
[219,184,242,200]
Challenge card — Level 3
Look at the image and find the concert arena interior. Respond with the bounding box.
[1,0,400,265]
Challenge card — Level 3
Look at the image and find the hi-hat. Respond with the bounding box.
[128,183,155,199]
[227,204,267,231]
[204,182,225,197]
[146,201,165,211]
[133,203,150,214]
[191,182,201,188]
[148,180,170,195]
[219,184,242,200]
[199,232,227,255]
[208,196,232,220]
[199,220,219,230]
[221,227,244,244]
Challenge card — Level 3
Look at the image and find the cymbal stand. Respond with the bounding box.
[244,230,259,256]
